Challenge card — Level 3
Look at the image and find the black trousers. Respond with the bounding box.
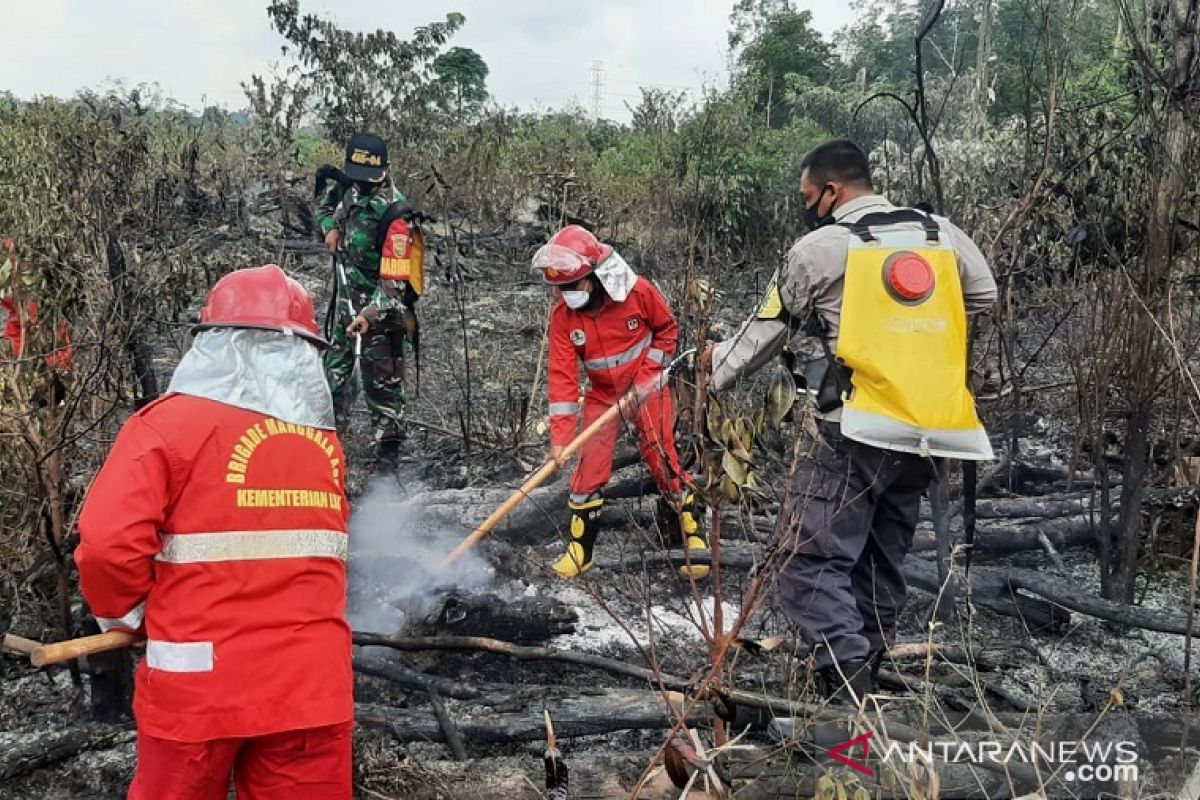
[778,422,935,670]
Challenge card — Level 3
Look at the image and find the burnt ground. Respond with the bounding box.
[3,233,1200,799]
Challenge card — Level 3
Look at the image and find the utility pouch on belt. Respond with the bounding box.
[810,351,852,414]
[796,313,851,414]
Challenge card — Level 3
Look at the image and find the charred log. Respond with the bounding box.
[730,510,1103,556]
[0,726,134,781]
[600,544,1200,636]
[356,689,688,745]
[901,555,1072,632]
[1005,569,1200,635]
[412,466,654,547]
[410,591,578,644]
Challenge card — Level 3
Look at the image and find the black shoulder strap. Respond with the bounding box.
[374,201,437,253]
[313,164,351,201]
[840,208,941,244]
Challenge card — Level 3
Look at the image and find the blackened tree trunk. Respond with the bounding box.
[1111,0,1199,602]
[105,234,158,407]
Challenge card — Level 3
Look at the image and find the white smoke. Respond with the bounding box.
[345,477,493,634]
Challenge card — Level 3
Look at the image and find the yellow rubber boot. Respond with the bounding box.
[553,498,603,579]
[678,491,710,580]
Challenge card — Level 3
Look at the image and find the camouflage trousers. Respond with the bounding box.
[324,282,406,441]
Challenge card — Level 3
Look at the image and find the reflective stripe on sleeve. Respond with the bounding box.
[548,402,580,416]
[95,602,145,633]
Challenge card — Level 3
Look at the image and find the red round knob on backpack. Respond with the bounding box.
[884,252,934,303]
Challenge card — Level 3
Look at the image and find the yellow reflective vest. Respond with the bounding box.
[835,211,993,460]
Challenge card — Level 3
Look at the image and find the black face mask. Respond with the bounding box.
[355,180,381,196]
[803,185,837,230]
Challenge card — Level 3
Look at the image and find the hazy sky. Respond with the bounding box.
[1,1,854,121]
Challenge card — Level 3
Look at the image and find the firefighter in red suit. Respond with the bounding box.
[75,265,353,800]
[534,225,708,579]
[1,238,73,371]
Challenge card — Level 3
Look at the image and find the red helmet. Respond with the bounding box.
[532,225,614,285]
[197,264,327,347]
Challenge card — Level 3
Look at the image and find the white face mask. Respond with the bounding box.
[562,290,590,310]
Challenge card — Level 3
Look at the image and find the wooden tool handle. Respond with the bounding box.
[441,397,630,567]
[2,633,43,655]
[30,631,143,667]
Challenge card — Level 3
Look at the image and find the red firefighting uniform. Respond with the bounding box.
[547,275,686,501]
[76,393,352,799]
[1,295,73,369]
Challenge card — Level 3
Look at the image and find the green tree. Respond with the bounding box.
[836,0,980,91]
[433,46,490,119]
[258,0,465,143]
[729,1,836,126]
[628,87,688,135]
[991,0,1128,120]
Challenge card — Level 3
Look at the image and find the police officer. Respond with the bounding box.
[709,139,997,702]
[316,133,408,463]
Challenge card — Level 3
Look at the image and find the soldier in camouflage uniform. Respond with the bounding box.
[316,133,408,462]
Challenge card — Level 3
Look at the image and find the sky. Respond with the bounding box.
[0,1,855,122]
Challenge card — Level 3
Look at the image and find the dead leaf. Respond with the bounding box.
[731,635,787,654]
[722,450,749,486]
[720,474,741,502]
[706,396,724,442]
[766,363,796,426]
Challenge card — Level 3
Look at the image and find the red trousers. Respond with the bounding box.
[570,385,686,501]
[127,722,352,800]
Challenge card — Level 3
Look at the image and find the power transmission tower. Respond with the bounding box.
[589,60,605,120]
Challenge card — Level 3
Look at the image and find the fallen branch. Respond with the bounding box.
[975,461,1122,497]
[353,657,481,700]
[354,637,1002,730]
[353,632,668,687]
[426,687,468,761]
[731,638,1020,672]
[599,519,1099,570]
[903,556,1067,631]
[1037,531,1068,570]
